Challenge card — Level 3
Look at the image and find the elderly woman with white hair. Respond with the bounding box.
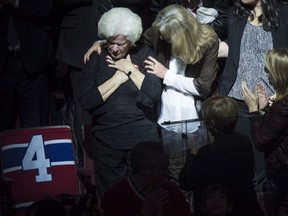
[78,7,162,197]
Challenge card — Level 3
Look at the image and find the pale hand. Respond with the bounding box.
[107,55,134,74]
[144,56,168,79]
[241,81,258,112]
[255,82,268,110]
[84,41,102,64]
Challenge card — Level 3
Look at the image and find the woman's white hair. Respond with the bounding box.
[98,7,143,44]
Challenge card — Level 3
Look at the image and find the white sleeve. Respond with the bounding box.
[163,69,200,96]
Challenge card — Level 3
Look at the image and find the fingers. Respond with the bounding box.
[144,57,157,73]
[84,41,103,64]
[126,54,131,61]
[84,48,96,64]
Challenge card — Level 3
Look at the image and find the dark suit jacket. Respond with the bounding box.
[0,0,55,74]
[202,0,233,40]
[217,2,288,96]
[56,0,112,69]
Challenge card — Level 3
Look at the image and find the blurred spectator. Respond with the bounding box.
[101,141,190,216]
[200,184,234,216]
[179,96,264,216]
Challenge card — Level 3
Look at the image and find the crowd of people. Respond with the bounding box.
[1,0,288,216]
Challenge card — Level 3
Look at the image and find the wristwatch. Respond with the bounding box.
[127,66,137,78]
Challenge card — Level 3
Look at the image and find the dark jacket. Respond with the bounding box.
[0,0,55,74]
[217,2,288,96]
[78,46,162,148]
[249,96,288,182]
[56,0,112,68]
[202,0,233,40]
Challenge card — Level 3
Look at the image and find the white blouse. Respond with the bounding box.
[158,57,200,134]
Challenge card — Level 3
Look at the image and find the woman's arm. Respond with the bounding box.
[84,40,106,63]
[78,53,128,110]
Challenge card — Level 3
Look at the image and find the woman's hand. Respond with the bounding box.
[241,81,258,112]
[144,56,168,79]
[84,41,103,64]
[268,94,276,107]
[106,55,135,74]
[255,82,268,110]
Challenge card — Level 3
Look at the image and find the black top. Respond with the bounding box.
[78,46,162,148]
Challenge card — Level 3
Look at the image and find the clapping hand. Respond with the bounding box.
[255,82,268,110]
[242,81,268,113]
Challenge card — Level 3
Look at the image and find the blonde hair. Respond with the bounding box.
[152,4,217,64]
[98,7,143,44]
[264,48,288,101]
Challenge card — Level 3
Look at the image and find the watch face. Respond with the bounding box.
[130,66,137,73]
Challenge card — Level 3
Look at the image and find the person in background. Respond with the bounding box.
[78,7,162,197]
[200,184,234,216]
[179,95,263,216]
[55,0,112,165]
[242,48,288,216]
[0,0,55,131]
[150,0,233,41]
[217,0,288,192]
[101,141,190,216]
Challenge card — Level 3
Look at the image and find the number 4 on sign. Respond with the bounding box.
[22,135,52,182]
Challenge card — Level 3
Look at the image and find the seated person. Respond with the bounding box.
[101,141,190,216]
[200,184,234,216]
[179,95,264,216]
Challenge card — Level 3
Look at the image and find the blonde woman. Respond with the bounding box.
[142,4,219,184]
[242,48,288,215]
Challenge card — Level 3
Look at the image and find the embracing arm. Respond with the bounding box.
[193,38,219,98]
